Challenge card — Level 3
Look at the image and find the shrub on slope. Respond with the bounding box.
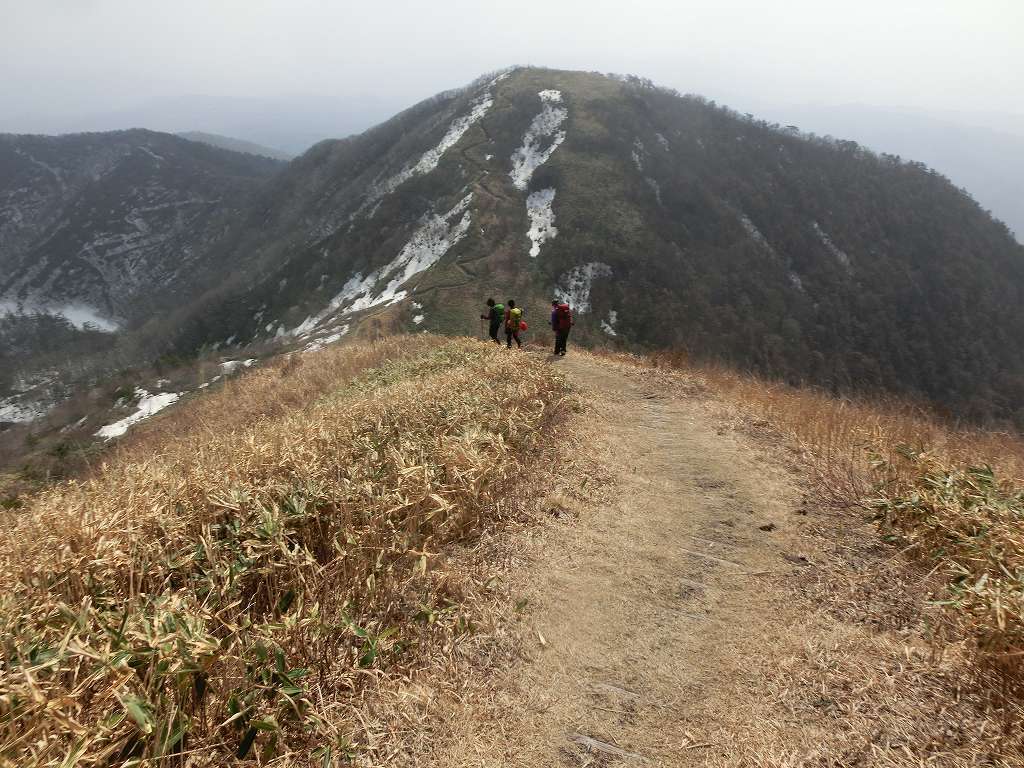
[0,337,567,766]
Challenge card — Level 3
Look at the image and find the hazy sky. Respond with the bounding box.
[2,0,1022,135]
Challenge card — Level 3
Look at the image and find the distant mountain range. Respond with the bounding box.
[1,92,399,156]
[3,67,1024,427]
[177,131,294,161]
[0,129,280,326]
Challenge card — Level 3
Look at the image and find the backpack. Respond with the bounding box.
[491,303,504,322]
[555,303,572,331]
[508,306,523,329]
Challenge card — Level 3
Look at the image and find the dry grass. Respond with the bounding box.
[0,337,569,767]
[629,350,1024,728]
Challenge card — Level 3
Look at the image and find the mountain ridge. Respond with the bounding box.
[4,66,1024,427]
[152,66,1024,424]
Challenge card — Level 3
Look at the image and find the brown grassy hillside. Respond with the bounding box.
[0,337,570,766]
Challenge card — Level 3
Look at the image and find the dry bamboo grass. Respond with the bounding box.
[0,337,569,766]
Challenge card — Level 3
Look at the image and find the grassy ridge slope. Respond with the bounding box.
[0,337,568,766]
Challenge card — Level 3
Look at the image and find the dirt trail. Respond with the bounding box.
[441,352,825,765]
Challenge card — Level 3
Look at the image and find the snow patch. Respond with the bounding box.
[655,133,671,151]
[137,146,165,163]
[0,300,119,332]
[96,389,181,439]
[555,262,613,314]
[509,90,568,191]
[788,271,805,292]
[0,397,46,423]
[631,139,645,171]
[297,195,473,334]
[526,188,558,258]
[412,314,425,325]
[601,309,619,336]
[303,323,350,353]
[361,92,494,216]
[219,359,256,375]
[812,221,851,269]
[738,214,778,257]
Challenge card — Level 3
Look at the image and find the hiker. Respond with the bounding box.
[551,299,572,356]
[480,298,504,344]
[505,299,523,349]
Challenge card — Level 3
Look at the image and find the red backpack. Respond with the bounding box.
[555,303,572,331]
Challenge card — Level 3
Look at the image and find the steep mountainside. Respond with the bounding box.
[0,129,281,326]
[159,67,1024,424]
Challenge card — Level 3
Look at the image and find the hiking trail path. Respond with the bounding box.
[441,352,827,765]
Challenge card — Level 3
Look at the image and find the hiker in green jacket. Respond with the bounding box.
[480,298,504,344]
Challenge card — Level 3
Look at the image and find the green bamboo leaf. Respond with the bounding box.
[119,695,154,735]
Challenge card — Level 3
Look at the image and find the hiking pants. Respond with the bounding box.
[488,321,501,343]
[506,328,521,348]
[554,328,570,355]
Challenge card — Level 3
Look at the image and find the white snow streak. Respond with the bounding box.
[294,195,473,335]
[0,397,46,423]
[509,90,568,191]
[601,309,619,336]
[361,92,494,216]
[96,389,181,439]
[219,359,256,375]
[555,262,613,314]
[412,314,425,325]
[0,300,119,332]
[137,146,166,163]
[631,139,645,171]
[303,324,350,353]
[645,177,663,205]
[739,213,778,257]
[525,188,558,258]
[812,221,851,269]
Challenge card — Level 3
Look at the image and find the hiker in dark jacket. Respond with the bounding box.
[480,298,504,344]
[552,299,572,356]
[505,299,523,349]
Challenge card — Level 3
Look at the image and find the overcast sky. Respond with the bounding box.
[2,0,1021,135]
